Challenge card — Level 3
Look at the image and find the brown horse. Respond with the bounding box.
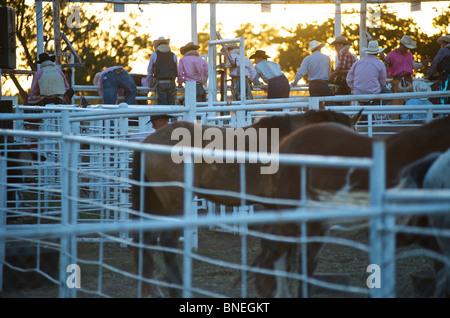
[253,115,450,297]
[130,109,362,297]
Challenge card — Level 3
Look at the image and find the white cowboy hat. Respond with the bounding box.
[306,40,325,53]
[399,35,416,49]
[413,80,431,101]
[363,40,385,54]
[437,35,450,45]
[153,37,170,49]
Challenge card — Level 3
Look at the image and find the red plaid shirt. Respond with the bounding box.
[330,49,357,81]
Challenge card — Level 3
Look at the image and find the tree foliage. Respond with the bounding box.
[2,0,152,93]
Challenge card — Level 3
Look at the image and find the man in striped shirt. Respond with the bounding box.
[329,36,357,96]
[250,50,290,99]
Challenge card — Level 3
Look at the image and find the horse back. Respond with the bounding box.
[274,123,372,203]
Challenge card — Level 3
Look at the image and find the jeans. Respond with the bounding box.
[267,75,290,99]
[156,81,177,105]
[102,70,137,105]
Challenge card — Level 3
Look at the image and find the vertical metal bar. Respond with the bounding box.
[208,3,217,107]
[191,2,198,44]
[0,151,7,294]
[239,162,247,298]
[184,81,197,122]
[68,118,78,298]
[59,110,70,298]
[182,150,194,298]
[119,115,129,247]
[301,221,308,298]
[369,140,394,297]
[239,37,246,104]
[309,97,320,110]
[300,165,307,205]
[36,0,44,62]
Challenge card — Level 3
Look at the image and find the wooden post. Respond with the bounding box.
[52,0,62,66]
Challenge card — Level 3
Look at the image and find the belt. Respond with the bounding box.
[310,79,329,83]
[157,79,174,83]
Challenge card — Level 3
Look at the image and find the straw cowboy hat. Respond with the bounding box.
[153,37,170,49]
[399,35,416,49]
[307,40,325,53]
[37,52,56,64]
[250,50,270,59]
[413,80,432,100]
[331,36,351,46]
[180,42,200,55]
[437,35,450,45]
[363,40,385,54]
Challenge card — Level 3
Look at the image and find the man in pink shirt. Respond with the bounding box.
[177,42,208,102]
[385,35,430,105]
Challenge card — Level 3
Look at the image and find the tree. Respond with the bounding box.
[1,1,152,100]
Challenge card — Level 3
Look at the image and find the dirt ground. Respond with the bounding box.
[1,225,437,298]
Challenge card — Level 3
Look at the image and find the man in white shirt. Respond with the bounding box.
[291,40,334,99]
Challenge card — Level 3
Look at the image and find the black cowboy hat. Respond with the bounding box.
[180,42,200,55]
[37,53,56,64]
[250,50,270,59]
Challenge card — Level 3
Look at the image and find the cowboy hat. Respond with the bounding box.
[437,35,450,45]
[306,40,325,53]
[250,50,270,59]
[399,35,416,49]
[37,52,56,64]
[331,36,351,46]
[362,40,385,54]
[413,80,431,101]
[180,42,200,55]
[153,37,170,49]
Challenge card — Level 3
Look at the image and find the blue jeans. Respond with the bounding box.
[102,69,137,105]
[156,81,176,105]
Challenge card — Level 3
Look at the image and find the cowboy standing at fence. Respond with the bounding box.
[291,40,334,101]
[146,37,178,129]
[93,66,137,105]
[427,35,450,105]
[346,40,389,105]
[250,49,290,99]
[227,43,257,101]
[385,35,431,105]
[27,53,72,105]
[177,42,208,102]
[329,36,357,96]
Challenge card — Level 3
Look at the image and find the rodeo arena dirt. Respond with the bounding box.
[1,3,450,304]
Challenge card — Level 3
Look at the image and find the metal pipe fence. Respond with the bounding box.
[1,108,449,297]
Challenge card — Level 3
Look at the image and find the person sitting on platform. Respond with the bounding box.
[26,53,72,105]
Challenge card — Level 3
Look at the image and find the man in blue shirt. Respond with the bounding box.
[291,40,334,99]
[250,50,290,99]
